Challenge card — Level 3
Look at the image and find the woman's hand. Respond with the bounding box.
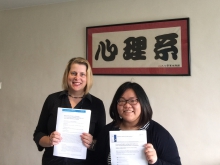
[144,143,158,164]
[49,131,62,146]
[80,133,93,148]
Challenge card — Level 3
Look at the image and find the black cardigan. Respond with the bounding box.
[33,91,106,165]
[94,120,181,165]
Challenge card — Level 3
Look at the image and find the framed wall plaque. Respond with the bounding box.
[86,18,190,76]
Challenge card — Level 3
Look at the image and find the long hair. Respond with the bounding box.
[109,81,153,127]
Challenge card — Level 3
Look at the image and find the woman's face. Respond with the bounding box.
[67,63,87,94]
[117,88,141,125]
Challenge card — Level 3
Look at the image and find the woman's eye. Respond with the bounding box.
[71,72,77,76]
[81,73,86,77]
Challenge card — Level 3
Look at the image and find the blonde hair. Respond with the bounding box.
[62,57,93,94]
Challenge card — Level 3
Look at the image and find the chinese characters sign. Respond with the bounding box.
[86,18,190,75]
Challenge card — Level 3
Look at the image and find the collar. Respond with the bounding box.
[139,121,150,130]
[116,121,150,130]
[59,90,92,103]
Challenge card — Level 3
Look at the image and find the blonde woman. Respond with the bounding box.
[34,57,106,165]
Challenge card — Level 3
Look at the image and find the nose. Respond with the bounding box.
[74,73,80,79]
[123,101,131,107]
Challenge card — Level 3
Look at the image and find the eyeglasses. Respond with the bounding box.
[117,98,138,106]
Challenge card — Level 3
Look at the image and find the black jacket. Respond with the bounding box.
[95,120,181,165]
[33,91,106,165]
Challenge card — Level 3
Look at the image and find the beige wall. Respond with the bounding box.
[1,0,220,164]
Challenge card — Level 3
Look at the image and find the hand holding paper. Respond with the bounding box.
[49,131,62,146]
[144,143,158,164]
[80,133,93,148]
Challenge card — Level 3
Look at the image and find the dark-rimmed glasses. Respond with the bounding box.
[117,98,138,106]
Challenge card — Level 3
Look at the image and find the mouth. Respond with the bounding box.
[72,82,81,86]
[123,110,134,113]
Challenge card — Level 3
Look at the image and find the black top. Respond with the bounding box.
[95,120,181,165]
[33,91,106,165]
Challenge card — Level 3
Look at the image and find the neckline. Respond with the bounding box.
[68,93,84,99]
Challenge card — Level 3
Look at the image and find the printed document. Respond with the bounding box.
[109,130,148,165]
[53,108,91,159]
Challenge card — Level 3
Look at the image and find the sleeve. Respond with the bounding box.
[93,100,106,139]
[150,125,181,165]
[33,95,51,151]
[94,124,112,165]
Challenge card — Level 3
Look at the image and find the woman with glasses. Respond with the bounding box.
[95,81,181,165]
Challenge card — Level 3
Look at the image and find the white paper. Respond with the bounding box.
[53,108,91,159]
[109,130,148,165]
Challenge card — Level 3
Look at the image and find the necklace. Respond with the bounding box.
[68,94,84,99]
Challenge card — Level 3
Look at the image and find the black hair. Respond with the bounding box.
[109,81,153,127]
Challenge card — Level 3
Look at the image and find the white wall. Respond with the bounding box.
[1,0,220,164]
